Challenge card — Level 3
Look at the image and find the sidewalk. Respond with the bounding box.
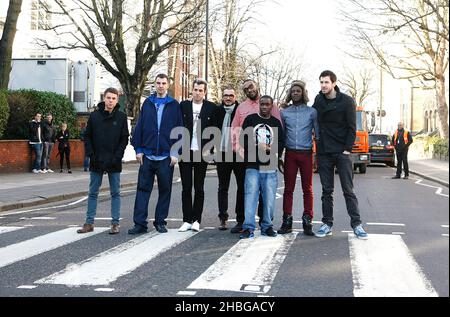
[408,158,449,188]
[0,163,141,212]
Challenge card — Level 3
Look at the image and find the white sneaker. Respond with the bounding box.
[191,221,200,232]
[40,169,47,173]
[178,222,192,232]
[32,169,39,174]
[47,169,54,173]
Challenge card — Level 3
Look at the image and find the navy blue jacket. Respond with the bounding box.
[131,94,183,157]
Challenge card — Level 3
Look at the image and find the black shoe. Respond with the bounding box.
[68,170,72,174]
[403,175,409,179]
[302,214,314,236]
[128,225,148,235]
[230,222,243,234]
[155,224,168,233]
[391,175,401,179]
[277,214,293,234]
[262,227,277,237]
[60,169,63,173]
[218,219,228,231]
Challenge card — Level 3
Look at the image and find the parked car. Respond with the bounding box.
[369,134,395,167]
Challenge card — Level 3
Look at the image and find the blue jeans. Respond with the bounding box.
[86,171,121,225]
[133,156,174,228]
[41,142,54,170]
[243,169,278,232]
[31,143,43,171]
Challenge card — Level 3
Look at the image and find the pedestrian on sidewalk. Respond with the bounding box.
[41,113,57,173]
[56,123,72,173]
[128,74,183,235]
[278,80,319,236]
[239,95,284,239]
[77,87,129,235]
[215,87,243,231]
[312,70,368,240]
[178,79,219,233]
[29,112,44,174]
[392,122,413,180]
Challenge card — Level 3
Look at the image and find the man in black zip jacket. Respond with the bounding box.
[312,70,368,240]
[29,112,43,174]
[215,87,243,231]
[77,87,129,235]
[41,113,57,173]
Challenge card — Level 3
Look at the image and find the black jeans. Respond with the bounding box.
[317,153,362,229]
[179,161,208,224]
[217,162,245,223]
[59,147,71,170]
[395,149,409,177]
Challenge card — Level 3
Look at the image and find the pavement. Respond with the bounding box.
[0,158,448,213]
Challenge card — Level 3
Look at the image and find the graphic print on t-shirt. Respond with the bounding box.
[254,123,274,146]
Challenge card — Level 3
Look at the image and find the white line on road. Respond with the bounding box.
[1,197,88,216]
[348,234,438,297]
[35,229,199,286]
[177,291,197,296]
[94,288,115,292]
[0,226,24,235]
[413,179,449,198]
[442,234,449,237]
[441,225,449,228]
[94,218,123,221]
[392,232,405,235]
[0,227,109,269]
[19,217,56,220]
[186,232,298,294]
[17,285,37,289]
[275,193,283,199]
[366,222,405,227]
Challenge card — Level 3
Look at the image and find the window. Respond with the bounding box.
[30,0,52,30]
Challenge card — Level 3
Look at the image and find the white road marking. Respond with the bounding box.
[20,217,56,220]
[94,288,115,292]
[0,226,24,235]
[366,222,405,227]
[1,197,88,216]
[17,285,37,289]
[187,232,298,294]
[0,227,109,269]
[35,230,199,286]
[94,218,123,221]
[392,232,405,235]
[442,234,449,237]
[275,193,283,199]
[177,291,197,296]
[348,234,438,297]
[293,221,322,224]
[441,225,449,228]
[413,179,449,198]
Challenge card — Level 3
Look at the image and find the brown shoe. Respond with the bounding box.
[77,223,94,234]
[109,224,120,235]
[218,219,228,231]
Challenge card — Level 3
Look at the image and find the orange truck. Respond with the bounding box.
[351,106,371,173]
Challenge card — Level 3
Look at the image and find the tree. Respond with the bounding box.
[342,0,449,138]
[340,67,374,106]
[0,0,23,89]
[39,0,205,119]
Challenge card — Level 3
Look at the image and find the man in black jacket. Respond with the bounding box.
[215,87,243,230]
[392,122,413,179]
[29,112,43,174]
[41,113,57,173]
[77,88,129,235]
[313,70,368,240]
[178,79,219,232]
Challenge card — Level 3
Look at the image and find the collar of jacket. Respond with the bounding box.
[148,93,176,105]
[97,102,119,117]
[318,85,342,102]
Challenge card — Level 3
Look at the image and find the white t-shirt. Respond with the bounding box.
[191,102,203,151]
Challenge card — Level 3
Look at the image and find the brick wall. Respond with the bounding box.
[0,140,85,173]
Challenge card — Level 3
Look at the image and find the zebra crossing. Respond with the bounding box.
[0,225,441,297]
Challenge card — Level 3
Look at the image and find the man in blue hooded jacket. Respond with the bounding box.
[128,74,183,234]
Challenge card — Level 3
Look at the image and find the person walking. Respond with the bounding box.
[41,113,57,173]
[178,79,219,232]
[56,123,71,173]
[215,87,243,231]
[128,74,183,234]
[77,87,129,235]
[278,81,319,236]
[392,122,413,180]
[239,95,284,239]
[312,70,368,240]
[29,112,43,174]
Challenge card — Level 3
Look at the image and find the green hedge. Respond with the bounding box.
[0,89,9,139]
[3,89,79,140]
[434,138,449,158]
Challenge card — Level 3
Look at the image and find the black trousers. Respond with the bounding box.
[59,147,71,170]
[395,149,409,177]
[217,162,245,223]
[317,153,362,229]
[179,161,208,224]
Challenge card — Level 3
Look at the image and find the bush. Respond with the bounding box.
[3,89,79,140]
[434,138,449,158]
[0,89,9,139]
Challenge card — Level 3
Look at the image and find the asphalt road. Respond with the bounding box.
[0,164,448,298]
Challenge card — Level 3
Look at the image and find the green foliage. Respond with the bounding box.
[0,89,9,139]
[434,138,449,158]
[3,89,79,139]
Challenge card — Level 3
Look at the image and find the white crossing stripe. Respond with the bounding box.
[187,232,298,294]
[177,291,197,296]
[17,285,37,289]
[20,217,56,220]
[366,222,405,227]
[94,288,115,292]
[35,230,199,286]
[348,234,438,297]
[0,227,109,269]
[0,226,24,235]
